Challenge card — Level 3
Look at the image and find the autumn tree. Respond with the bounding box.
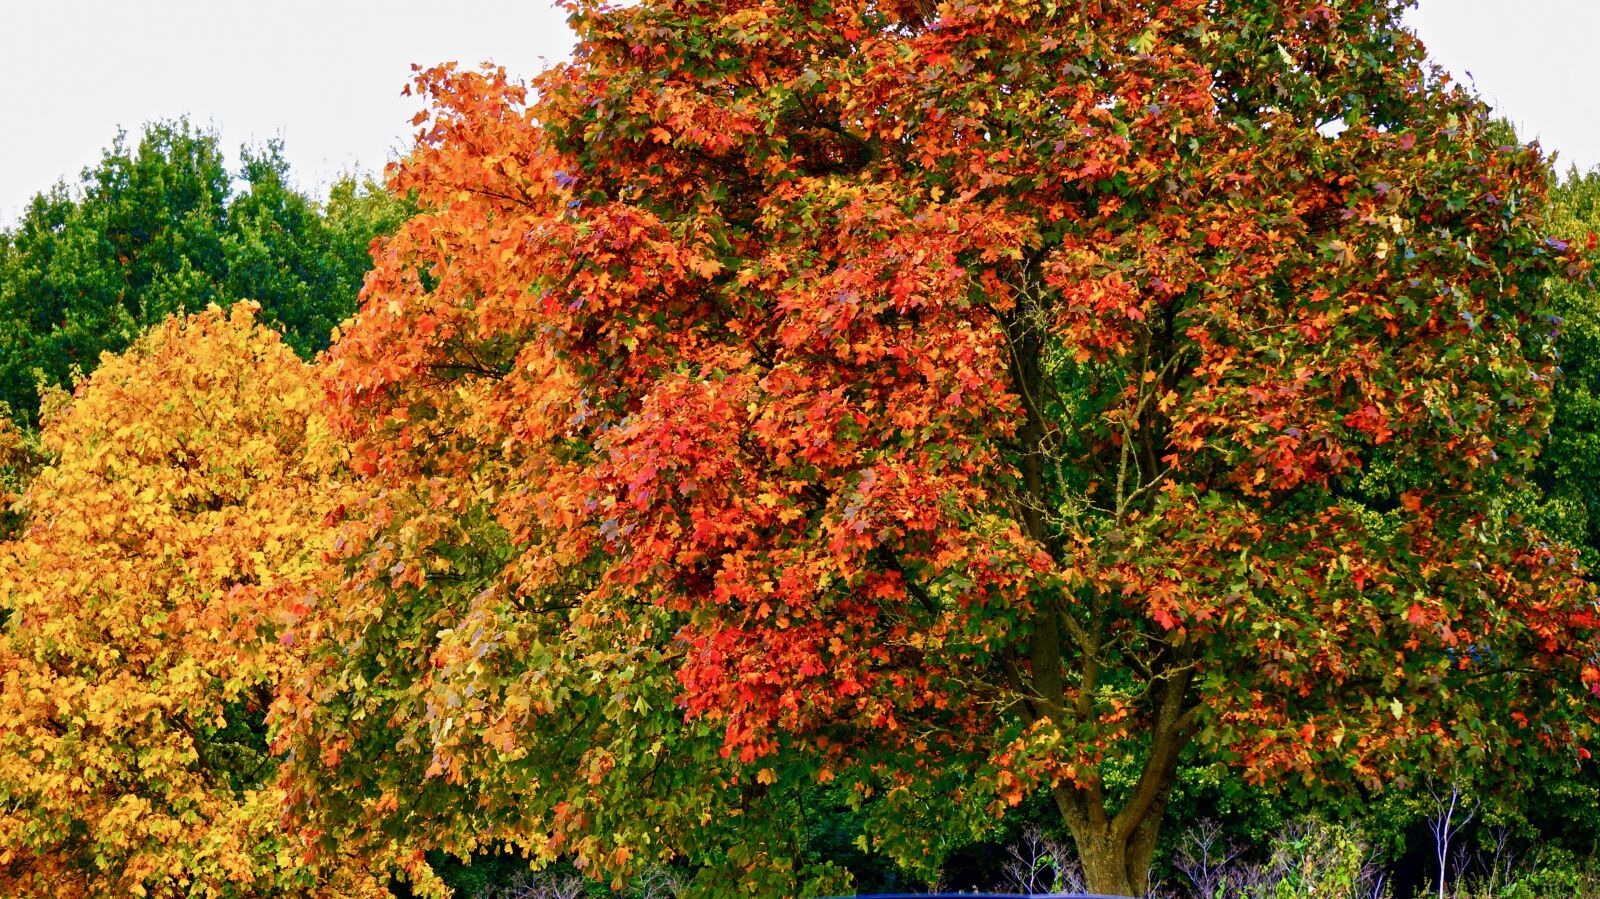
[0,305,381,897]
[280,2,1600,895]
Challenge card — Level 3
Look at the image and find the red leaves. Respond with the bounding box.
[262,2,1600,890]
[1343,404,1394,445]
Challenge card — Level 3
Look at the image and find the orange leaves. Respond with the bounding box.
[1405,603,1430,627]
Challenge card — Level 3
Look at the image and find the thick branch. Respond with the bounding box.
[1111,662,1197,843]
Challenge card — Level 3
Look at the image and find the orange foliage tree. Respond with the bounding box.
[0,305,382,898]
[279,2,1600,895]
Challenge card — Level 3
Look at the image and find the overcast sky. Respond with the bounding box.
[2,1,1597,226]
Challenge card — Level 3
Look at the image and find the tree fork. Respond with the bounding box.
[1051,662,1196,896]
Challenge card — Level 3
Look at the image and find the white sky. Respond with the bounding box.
[1,0,1597,226]
[0,0,573,225]
[1405,0,1600,175]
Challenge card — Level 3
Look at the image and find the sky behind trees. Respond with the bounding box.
[1,0,1595,225]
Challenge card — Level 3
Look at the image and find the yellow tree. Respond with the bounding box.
[0,304,383,897]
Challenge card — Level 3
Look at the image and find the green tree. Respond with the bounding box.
[1530,168,1600,570]
[225,147,414,358]
[0,120,407,425]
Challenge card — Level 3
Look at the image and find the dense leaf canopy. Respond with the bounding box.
[271,1,1600,896]
[1,3,1599,898]
[0,120,408,426]
[0,305,379,897]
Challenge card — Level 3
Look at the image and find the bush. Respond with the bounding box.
[1165,819,1390,899]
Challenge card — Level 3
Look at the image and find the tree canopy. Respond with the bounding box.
[2,3,1600,898]
[269,1,1600,896]
[0,304,380,897]
[0,120,408,425]
[1528,170,1600,571]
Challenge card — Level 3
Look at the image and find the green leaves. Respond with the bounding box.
[0,121,408,427]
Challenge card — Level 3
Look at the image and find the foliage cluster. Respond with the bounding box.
[0,305,379,896]
[0,119,409,425]
[2,2,1600,898]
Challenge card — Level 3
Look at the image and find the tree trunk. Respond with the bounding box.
[1050,671,1188,897]
[1058,807,1166,897]
[1074,828,1141,896]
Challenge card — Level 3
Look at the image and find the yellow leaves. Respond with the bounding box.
[0,304,352,896]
